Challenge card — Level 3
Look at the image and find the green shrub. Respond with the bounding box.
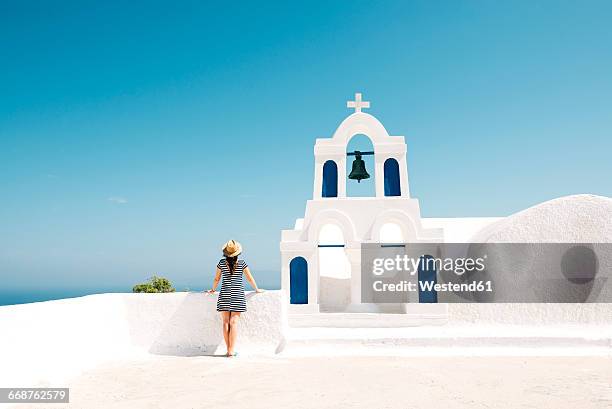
[132,275,176,293]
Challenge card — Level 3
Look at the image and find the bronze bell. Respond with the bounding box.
[348,151,370,183]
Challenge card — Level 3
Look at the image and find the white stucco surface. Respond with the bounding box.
[474,194,612,243]
[0,291,287,387]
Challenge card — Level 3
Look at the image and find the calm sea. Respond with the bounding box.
[0,287,127,306]
[0,280,281,307]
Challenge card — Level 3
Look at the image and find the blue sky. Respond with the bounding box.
[1,0,611,296]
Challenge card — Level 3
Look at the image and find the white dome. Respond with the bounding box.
[474,194,612,243]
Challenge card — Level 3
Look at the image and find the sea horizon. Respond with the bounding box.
[0,278,282,307]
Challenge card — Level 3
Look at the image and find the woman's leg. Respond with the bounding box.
[220,311,230,354]
[228,312,241,355]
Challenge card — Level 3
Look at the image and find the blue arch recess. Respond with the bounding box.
[322,160,338,198]
[418,255,438,303]
[290,257,308,304]
[384,158,401,197]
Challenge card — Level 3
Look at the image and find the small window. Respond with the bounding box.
[322,160,338,198]
[384,158,401,196]
[290,257,308,304]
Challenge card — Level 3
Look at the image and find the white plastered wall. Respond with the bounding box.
[0,292,288,387]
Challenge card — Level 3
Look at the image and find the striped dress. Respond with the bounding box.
[216,259,248,312]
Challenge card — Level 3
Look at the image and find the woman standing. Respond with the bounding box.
[208,239,263,357]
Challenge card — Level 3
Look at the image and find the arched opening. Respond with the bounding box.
[384,158,401,197]
[289,257,308,304]
[318,223,351,311]
[418,255,438,303]
[346,134,375,197]
[322,160,338,198]
[379,222,404,244]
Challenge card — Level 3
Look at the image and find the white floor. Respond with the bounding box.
[9,355,612,409]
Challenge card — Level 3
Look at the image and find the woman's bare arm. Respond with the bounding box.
[207,267,222,293]
[244,266,263,293]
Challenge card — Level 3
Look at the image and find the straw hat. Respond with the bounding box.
[222,239,242,257]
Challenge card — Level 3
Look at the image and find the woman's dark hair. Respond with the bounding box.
[225,255,238,274]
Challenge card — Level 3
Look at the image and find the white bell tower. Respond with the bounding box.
[280,92,443,314]
[312,92,411,199]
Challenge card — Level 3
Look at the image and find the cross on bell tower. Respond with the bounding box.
[347,92,370,113]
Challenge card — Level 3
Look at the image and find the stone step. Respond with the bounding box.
[283,326,612,355]
[288,305,450,328]
[289,312,448,328]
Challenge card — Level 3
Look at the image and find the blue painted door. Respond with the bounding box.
[290,257,308,304]
[384,158,401,196]
[418,255,438,303]
[322,160,338,198]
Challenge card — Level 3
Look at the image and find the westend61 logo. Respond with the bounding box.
[360,243,612,303]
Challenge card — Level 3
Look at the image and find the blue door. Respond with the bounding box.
[418,255,438,303]
[290,257,308,304]
[384,158,401,196]
[322,160,338,198]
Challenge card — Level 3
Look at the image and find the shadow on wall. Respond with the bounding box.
[149,293,224,356]
[122,291,287,357]
[155,293,223,356]
[119,292,231,357]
